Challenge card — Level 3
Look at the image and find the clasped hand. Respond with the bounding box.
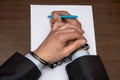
[34,11,87,64]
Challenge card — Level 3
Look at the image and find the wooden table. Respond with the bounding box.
[0,0,120,80]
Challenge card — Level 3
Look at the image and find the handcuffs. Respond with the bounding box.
[49,44,90,68]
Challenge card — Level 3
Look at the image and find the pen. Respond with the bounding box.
[48,15,78,19]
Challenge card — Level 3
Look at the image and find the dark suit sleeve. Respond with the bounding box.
[0,52,41,80]
[66,55,109,80]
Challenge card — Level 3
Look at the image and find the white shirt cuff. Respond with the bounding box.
[72,49,89,61]
[25,53,44,70]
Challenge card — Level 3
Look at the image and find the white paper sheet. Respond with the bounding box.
[31,5,97,80]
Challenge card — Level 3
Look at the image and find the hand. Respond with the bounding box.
[50,11,84,34]
[51,11,86,48]
[34,11,87,63]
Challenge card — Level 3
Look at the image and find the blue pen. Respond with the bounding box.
[48,15,78,19]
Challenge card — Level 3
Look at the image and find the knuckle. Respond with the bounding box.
[72,20,81,27]
[52,30,59,37]
[62,51,69,57]
[72,28,78,32]
[56,33,64,41]
[62,10,67,13]
[52,30,57,34]
[72,29,79,33]
[77,21,82,27]
[52,11,57,14]
[63,11,70,15]
[73,20,78,23]
[64,23,70,26]
[84,38,87,43]
[71,19,78,24]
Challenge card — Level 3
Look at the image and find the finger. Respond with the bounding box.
[66,19,82,29]
[65,18,79,24]
[52,11,71,23]
[53,11,81,26]
[59,31,82,43]
[54,11,82,29]
[57,23,84,34]
[63,39,87,56]
[52,11,79,25]
[52,11,83,31]
[66,35,87,46]
[80,35,87,41]
[50,18,55,28]
[53,28,78,36]
[52,11,62,23]
[51,22,65,31]
[51,11,84,33]
[52,11,70,16]
[50,18,54,24]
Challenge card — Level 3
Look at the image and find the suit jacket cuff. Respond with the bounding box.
[66,55,109,80]
[0,52,41,80]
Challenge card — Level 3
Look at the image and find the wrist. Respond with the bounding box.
[30,51,49,65]
[31,51,62,69]
[72,49,89,61]
[25,53,44,70]
[34,49,51,63]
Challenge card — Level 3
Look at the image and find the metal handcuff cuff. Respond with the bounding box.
[48,44,90,68]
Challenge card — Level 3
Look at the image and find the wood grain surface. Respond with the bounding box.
[0,0,120,80]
